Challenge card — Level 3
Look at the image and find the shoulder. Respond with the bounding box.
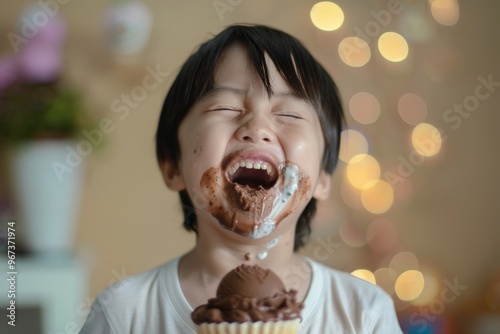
[81,257,197,333]
[302,258,402,333]
[89,258,178,321]
[101,259,173,300]
[308,258,390,303]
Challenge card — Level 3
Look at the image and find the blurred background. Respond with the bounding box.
[0,0,499,333]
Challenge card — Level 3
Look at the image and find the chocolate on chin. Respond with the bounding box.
[191,264,303,325]
[200,162,311,240]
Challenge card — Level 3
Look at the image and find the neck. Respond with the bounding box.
[196,217,297,270]
[178,215,312,307]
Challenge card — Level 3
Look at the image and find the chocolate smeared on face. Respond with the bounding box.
[200,152,311,239]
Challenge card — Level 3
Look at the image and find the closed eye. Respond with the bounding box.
[205,107,243,117]
[212,107,236,111]
[275,113,304,120]
[209,107,241,113]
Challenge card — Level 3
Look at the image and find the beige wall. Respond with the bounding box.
[1,0,499,318]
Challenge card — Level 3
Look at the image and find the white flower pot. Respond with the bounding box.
[103,0,152,55]
[8,139,85,254]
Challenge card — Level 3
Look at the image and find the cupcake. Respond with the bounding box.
[191,264,303,334]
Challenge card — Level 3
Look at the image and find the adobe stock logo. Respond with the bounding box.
[407,277,467,333]
[212,0,243,21]
[353,0,404,42]
[384,73,499,187]
[442,74,500,130]
[8,0,74,53]
[313,234,341,261]
[51,65,169,182]
[52,267,130,334]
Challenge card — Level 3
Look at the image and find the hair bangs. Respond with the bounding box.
[226,27,321,106]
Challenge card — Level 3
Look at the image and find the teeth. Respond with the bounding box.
[228,160,276,178]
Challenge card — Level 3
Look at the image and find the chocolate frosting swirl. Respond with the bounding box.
[191,265,304,324]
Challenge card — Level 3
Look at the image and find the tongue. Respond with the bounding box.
[234,178,266,189]
[233,168,273,189]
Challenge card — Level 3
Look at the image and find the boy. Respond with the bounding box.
[80,24,402,333]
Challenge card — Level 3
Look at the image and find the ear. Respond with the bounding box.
[312,170,331,200]
[160,161,186,191]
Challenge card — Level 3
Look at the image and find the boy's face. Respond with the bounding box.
[165,44,330,238]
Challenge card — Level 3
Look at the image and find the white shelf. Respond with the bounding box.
[0,252,90,334]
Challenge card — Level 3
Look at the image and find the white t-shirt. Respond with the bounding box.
[79,257,402,333]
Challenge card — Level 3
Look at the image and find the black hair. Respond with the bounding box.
[156,24,344,250]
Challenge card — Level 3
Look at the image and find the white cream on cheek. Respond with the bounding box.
[248,164,300,239]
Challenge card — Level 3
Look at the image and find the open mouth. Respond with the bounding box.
[227,160,278,190]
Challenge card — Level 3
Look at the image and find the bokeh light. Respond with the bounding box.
[412,272,440,306]
[310,1,344,31]
[430,0,459,26]
[398,93,428,125]
[349,92,381,124]
[361,179,394,214]
[339,129,369,162]
[338,37,371,67]
[395,270,425,301]
[400,11,435,42]
[345,154,380,189]
[390,251,419,275]
[374,268,397,296]
[351,269,377,285]
[411,123,442,157]
[339,221,366,247]
[366,218,398,252]
[378,32,409,62]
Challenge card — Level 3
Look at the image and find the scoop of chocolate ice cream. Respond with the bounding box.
[191,264,303,324]
[216,263,285,299]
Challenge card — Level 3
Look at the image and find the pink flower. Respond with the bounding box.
[19,5,66,46]
[34,13,66,46]
[18,41,62,82]
[16,5,67,82]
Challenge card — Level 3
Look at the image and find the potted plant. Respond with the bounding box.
[0,10,92,255]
